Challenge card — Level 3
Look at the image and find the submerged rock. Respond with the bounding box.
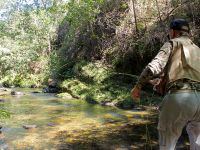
[0,99,5,102]
[47,123,56,127]
[30,84,38,88]
[32,91,40,93]
[42,78,60,93]
[42,87,60,93]
[0,144,8,150]
[0,88,7,92]
[85,98,99,104]
[0,88,10,96]
[133,106,146,111]
[23,125,37,129]
[115,101,135,109]
[11,91,24,96]
[100,101,115,107]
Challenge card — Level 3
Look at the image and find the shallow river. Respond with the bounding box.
[0,89,157,150]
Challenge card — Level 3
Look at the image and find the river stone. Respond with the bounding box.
[30,84,38,88]
[101,101,115,107]
[85,98,98,104]
[122,104,133,109]
[42,87,60,93]
[134,106,146,111]
[11,91,24,96]
[47,123,56,127]
[0,88,7,92]
[0,99,5,102]
[23,125,37,129]
[32,91,40,93]
[0,144,9,149]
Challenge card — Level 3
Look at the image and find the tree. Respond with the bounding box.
[0,0,68,86]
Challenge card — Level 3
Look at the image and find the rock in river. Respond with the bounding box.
[0,99,5,102]
[23,125,37,129]
[42,87,60,93]
[11,91,24,96]
[47,123,56,127]
[32,91,40,93]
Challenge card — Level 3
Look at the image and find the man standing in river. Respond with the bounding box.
[131,19,200,150]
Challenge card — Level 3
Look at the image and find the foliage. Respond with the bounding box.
[0,0,199,109]
[58,61,159,108]
[0,109,11,119]
[18,0,108,85]
[0,0,68,87]
[58,61,162,108]
[49,0,106,78]
[64,0,104,37]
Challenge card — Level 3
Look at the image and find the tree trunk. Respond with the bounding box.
[155,0,162,23]
[129,0,139,34]
[48,34,51,55]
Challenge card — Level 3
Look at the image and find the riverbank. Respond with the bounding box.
[0,62,162,112]
[56,61,162,109]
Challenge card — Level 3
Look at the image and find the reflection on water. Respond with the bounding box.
[0,89,153,149]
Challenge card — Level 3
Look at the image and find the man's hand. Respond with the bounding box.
[131,85,141,103]
[149,78,161,86]
[149,78,161,90]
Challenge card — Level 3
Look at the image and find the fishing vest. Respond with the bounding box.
[167,36,200,83]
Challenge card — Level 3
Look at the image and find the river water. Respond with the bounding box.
[0,89,157,150]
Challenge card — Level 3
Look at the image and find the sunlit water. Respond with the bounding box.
[0,89,151,150]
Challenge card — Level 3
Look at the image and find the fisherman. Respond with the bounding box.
[131,19,200,150]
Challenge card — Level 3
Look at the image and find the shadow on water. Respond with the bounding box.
[55,110,190,150]
[0,89,190,150]
[55,120,159,150]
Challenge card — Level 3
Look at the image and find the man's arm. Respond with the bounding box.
[131,42,172,102]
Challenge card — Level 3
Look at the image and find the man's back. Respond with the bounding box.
[167,36,200,84]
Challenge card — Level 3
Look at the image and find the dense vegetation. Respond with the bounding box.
[0,0,200,108]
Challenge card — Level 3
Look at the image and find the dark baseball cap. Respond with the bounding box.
[170,19,190,33]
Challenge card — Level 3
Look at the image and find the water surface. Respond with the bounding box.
[0,89,154,150]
